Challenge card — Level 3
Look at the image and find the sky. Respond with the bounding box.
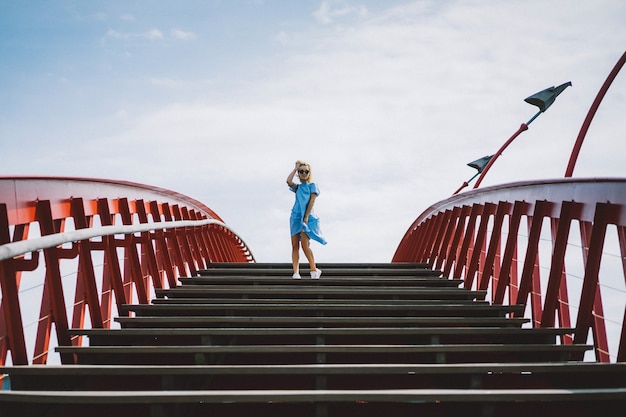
[1,0,625,264]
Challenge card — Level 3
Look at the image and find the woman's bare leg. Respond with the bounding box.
[300,232,317,272]
[291,234,301,274]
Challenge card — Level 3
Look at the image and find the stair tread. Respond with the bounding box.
[56,343,593,353]
[2,387,625,404]
[151,298,485,304]
[114,316,530,325]
[122,303,520,310]
[166,279,468,295]
[5,261,621,415]
[5,361,624,375]
[69,327,575,336]
[206,262,431,269]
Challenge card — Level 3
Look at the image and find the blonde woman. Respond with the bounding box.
[286,160,327,279]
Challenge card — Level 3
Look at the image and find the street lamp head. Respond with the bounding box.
[524,81,572,112]
[468,81,572,192]
[467,155,493,173]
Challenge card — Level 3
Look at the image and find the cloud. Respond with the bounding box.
[157,4,622,261]
[106,28,164,40]
[148,77,185,88]
[145,29,165,40]
[170,29,197,40]
[104,28,197,42]
[4,0,626,264]
[313,1,367,24]
[274,31,291,45]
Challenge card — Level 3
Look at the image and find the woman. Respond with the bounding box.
[286,160,327,279]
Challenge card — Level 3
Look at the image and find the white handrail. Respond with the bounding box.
[0,219,234,262]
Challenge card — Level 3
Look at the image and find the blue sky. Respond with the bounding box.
[1,1,625,263]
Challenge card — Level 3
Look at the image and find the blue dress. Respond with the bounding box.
[290,182,327,245]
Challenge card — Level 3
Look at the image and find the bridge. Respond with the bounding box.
[0,52,625,416]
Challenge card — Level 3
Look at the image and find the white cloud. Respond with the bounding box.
[148,77,185,88]
[106,28,164,40]
[5,1,626,263]
[170,29,197,40]
[155,3,622,261]
[274,31,292,45]
[145,29,164,40]
[313,1,365,24]
[105,28,196,42]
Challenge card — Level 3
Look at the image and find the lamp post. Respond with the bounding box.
[453,155,493,194]
[470,81,572,190]
[565,51,626,177]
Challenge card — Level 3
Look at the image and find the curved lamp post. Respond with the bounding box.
[453,155,492,194]
[468,81,572,190]
[565,50,626,177]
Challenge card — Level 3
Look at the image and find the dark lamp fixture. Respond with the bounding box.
[452,155,494,195]
[469,81,572,190]
[467,155,493,173]
[453,80,572,195]
[524,81,572,124]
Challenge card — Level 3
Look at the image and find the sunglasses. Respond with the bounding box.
[298,170,310,175]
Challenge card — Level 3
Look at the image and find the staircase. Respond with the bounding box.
[2,262,626,417]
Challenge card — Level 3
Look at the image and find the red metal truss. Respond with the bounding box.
[0,177,253,365]
[393,178,626,363]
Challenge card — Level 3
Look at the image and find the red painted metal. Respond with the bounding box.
[493,201,527,305]
[0,177,253,365]
[472,123,528,189]
[394,178,626,362]
[565,50,626,177]
[0,205,29,365]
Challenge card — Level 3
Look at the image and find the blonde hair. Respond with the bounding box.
[297,161,313,183]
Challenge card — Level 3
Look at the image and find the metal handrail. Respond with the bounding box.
[393,177,626,363]
[412,177,626,226]
[0,176,254,365]
[0,218,236,262]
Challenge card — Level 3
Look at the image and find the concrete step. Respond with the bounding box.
[5,262,617,417]
[197,264,441,278]
[55,343,592,366]
[70,327,574,347]
[120,302,524,317]
[115,315,531,328]
[2,387,625,417]
[156,285,483,301]
[5,362,626,391]
[178,276,462,287]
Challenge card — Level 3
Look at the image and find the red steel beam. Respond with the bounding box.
[0,177,253,365]
[394,178,626,362]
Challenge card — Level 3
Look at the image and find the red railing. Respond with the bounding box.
[0,177,253,366]
[393,177,626,363]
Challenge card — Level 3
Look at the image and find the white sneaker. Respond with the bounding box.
[292,273,301,279]
[311,269,322,279]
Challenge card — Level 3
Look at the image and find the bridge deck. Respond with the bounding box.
[1,262,624,417]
